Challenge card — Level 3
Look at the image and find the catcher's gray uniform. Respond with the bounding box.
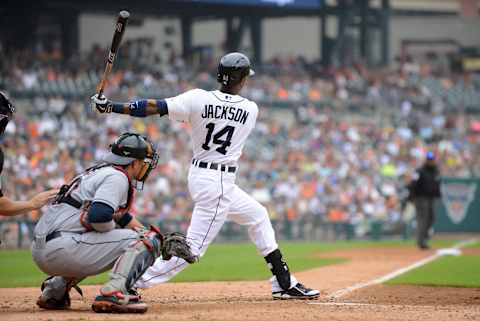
[33,133,196,313]
[32,166,137,278]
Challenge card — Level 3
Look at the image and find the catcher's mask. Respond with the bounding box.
[107,132,159,190]
[0,92,15,137]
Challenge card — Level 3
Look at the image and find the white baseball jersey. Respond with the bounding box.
[165,89,258,165]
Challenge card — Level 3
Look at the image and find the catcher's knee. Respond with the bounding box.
[137,225,163,259]
[102,227,163,294]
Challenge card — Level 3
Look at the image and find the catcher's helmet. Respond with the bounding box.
[0,91,15,137]
[104,132,158,183]
[217,52,255,86]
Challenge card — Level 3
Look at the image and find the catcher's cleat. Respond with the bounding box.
[36,276,82,310]
[272,283,320,300]
[36,295,71,310]
[92,291,148,313]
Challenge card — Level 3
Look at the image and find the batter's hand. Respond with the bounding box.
[29,189,60,209]
[91,94,113,113]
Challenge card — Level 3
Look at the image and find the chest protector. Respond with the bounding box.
[54,164,135,215]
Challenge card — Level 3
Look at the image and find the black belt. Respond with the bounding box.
[46,231,62,243]
[58,195,82,209]
[192,159,236,173]
[45,231,82,243]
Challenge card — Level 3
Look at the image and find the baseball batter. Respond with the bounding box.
[32,133,196,313]
[0,92,57,216]
[92,52,319,299]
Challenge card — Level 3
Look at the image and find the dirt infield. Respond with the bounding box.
[1,246,479,321]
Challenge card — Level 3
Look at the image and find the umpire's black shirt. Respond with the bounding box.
[412,163,441,198]
[0,147,3,197]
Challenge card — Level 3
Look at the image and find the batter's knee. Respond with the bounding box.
[247,205,278,256]
[256,205,275,230]
[260,204,269,216]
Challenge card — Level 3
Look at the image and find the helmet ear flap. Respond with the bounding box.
[222,74,229,85]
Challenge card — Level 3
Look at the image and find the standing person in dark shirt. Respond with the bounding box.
[409,151,442,249]
[0,92,58,216]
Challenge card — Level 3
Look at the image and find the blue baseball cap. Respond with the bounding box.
[426,151,435,160]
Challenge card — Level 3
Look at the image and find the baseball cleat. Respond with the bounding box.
[36,276,78,310]
[36,295,71,310]
[272,283,320,300]
[92,291,148,313]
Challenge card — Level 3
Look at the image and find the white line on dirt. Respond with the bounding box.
[325,238,477,300]
[307,302,449,309]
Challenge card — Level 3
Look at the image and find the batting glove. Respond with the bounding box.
[91,94,113,113]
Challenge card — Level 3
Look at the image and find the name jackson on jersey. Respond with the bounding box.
[201,104,249,125]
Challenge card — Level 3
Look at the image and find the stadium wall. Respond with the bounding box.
[79,13,480,62]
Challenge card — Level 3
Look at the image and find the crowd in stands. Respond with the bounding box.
[1,43,480,239]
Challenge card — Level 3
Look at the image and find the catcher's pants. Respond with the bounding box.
[137,164,279,288]
[32,229,137,278]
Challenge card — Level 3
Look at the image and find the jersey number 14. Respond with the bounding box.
[201,123,235,155]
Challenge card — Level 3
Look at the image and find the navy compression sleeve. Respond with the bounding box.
[87,202,115,232]
[111,99,168,117]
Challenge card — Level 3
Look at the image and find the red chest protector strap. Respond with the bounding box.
[112,165,135,214]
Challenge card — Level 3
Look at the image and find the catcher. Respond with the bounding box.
[32,132,196,313]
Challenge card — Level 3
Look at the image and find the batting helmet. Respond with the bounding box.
[217,52,255,86]
[104,133,158,183]
[0,92,15,137]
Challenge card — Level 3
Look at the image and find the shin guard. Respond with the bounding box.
[265,249,291,291]
[100,227,163,295]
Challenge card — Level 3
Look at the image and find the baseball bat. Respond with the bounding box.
[97,10,130,97]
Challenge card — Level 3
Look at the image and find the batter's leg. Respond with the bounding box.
[227,185,320,300]
[137,170,234,288]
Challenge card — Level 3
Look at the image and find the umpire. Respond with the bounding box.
[0,92,58,216]
[409,151,442,250]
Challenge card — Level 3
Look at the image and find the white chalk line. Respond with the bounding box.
[306,302,445,309]
[326,238,478,300]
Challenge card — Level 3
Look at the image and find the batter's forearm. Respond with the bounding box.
[111,99,168,117]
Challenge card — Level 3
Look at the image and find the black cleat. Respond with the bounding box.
[272,283,320,300]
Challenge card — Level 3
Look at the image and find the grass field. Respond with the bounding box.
[388,253,480,288]
[0,239,461,288]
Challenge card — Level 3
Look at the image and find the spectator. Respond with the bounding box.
[1,45,480,241]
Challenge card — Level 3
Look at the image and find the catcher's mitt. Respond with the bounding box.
[162,232,197,264]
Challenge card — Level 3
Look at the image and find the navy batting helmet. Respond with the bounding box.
[217,52,255,86]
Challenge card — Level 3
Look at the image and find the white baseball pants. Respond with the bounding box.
[137,164,279,288]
